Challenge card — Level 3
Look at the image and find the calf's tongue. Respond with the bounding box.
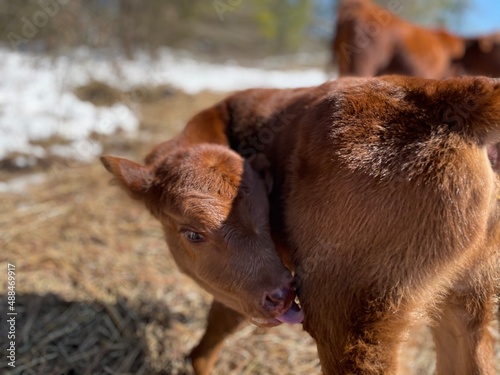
[276,301,304,324]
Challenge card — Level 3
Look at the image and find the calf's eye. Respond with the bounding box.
[182,231,206,243]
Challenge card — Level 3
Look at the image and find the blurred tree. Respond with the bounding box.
[252,0,312,52]
[0,0,471,61]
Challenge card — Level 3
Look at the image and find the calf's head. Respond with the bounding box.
[101,144,302,326]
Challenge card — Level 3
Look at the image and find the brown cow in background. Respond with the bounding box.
[454,32,500,77]
[333,0,464,78]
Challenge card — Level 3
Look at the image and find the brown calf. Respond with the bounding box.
[161,76,498,374]
[333,0,464,78]
[103,75,500,374]
[455,32,500,77]
[101,138,303,373]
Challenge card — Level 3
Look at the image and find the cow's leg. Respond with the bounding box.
[339,47,380,77]
[430,286,495,375]
[298,276,415,375]
[188,300,247,375]
[317,309,412,374]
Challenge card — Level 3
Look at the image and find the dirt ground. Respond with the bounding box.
[1,84,499,374]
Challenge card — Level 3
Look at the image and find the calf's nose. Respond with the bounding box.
[262,283,295,314]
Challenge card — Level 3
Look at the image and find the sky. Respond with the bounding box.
[314,0,500,38]
[451,0,500,36]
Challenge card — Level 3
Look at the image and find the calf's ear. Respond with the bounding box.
[100,155,153,199]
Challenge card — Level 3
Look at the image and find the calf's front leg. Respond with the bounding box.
[188,300,247,375]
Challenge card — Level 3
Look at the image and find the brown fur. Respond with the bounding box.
[101,142,299,374]
[103,75,500,374]
[454,32,500,77]
[281,77,500,374]
[333,0,465,79]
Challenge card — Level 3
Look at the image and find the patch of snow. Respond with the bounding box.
[50,140,103,163]
[0,46,331,166]
[148,49,330,94]
[0,48,140,164]
[0,173,46,193]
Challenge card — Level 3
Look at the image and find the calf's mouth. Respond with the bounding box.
[250,300,304,327]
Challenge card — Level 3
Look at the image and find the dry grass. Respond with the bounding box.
[0,86,499,374]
